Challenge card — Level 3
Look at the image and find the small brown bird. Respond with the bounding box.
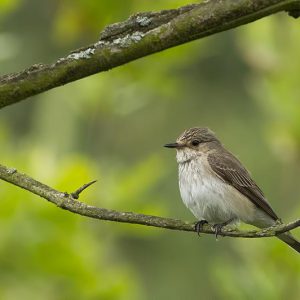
[165,127,300,253]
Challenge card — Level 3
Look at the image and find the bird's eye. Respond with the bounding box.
[191,140,200,146]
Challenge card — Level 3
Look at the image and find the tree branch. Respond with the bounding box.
[0,163,299,238]
[1,0,300,109]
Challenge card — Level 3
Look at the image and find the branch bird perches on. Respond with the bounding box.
[0,164,299,239]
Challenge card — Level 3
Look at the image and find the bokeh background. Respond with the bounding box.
[1,0,300,299]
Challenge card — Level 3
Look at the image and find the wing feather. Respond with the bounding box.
[208,150,278,221]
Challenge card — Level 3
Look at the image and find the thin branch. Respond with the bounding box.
[68,180,97,199]
[0,163,299,238]
[1,0,300,109]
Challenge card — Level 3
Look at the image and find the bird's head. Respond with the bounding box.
[164,127,220,163]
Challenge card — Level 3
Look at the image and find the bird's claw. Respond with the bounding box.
[195,220,208,236]
[212,223,224,240]
[212,218,234,240]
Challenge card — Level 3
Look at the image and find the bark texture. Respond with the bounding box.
[0,0,299,108]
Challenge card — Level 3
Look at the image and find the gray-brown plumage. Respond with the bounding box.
[165,127,300,253]
[207,150,278,221]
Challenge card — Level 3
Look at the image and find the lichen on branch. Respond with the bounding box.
[0,0,299,109]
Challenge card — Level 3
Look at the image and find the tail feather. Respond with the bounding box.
[277,232,300,253]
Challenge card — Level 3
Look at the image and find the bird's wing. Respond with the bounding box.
[208,150,278,221]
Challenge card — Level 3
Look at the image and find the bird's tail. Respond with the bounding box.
[277,232,300,254]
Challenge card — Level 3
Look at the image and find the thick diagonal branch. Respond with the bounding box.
[0,164,299,238]
[1,0,300,109]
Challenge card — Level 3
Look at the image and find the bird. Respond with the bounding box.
[164,127,300,253]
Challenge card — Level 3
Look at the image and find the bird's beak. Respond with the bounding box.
[164,142,182,149]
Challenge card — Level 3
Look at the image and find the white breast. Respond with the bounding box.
[178,155,257,224]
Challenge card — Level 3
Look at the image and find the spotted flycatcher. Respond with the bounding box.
[165,127,300,253]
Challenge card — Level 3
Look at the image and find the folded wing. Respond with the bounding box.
[208,150,278,221]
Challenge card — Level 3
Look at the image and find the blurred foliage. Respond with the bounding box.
[0,0,20,16]
[1,0,300,299]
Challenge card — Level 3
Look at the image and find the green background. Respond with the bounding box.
[1,0,300,299]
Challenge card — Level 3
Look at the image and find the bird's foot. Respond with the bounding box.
[212,223,224,240]
[212,218,234,240]
[195,220,208,236]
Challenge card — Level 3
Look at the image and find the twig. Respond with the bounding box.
[67,180,97,199]
[1,0,300,108]
[0,163,299,238]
